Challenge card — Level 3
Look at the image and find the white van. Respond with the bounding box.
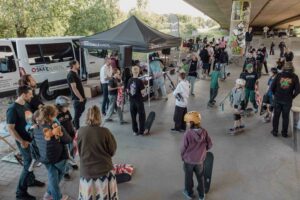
[0,36,105,100]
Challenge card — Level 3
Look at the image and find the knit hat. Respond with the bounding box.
[246,63,253,70]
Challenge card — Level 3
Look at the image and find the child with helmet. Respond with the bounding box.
[55,96,78,180]
[229,78,246,135]
[180,111,212,200]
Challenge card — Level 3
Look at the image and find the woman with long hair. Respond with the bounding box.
[77,105,118,200]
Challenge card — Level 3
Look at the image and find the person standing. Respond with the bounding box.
[261,45,269,74]
[199,45,210,79]
[181,111,212,200]
[18,74,44,113]
[6,86,44,200]
[186,54,201,96]
[207,43,215,75]
[263,26,269,38]
[100,57,113,116]
[127,66,146,136]
[270,41,275,55]
[77,106,118,200]
[67,60,86,130]
[271,62,300,137]
[284,47,294,62]
[245,27,253,54]
[279,40,286,57]
[207,66,221,107]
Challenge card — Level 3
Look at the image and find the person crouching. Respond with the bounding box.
[181,111,213,200]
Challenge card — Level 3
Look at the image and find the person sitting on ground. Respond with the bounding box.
[171,71,190,133]
[240,64,259,113]
[77,106,118,200]
[127,65,147,136]
[33,105,72,200]
[55,96,78,181]
[208,65,221,107]
[229,79,246,135]
[261,68,278,123]
[270,62,300,137]
[180,111,212,200]
[105,69,127,124]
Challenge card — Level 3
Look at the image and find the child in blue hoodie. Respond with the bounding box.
[180,111,213,200]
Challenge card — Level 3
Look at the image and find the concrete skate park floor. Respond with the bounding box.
[1,47,300,199]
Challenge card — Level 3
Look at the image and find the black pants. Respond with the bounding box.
[101,83,110,114]
[209,88,218,103]
[73,100,86,130]
[270,49,274,55]
[280,48,284,57]
[263,61,268,73]
[272,101,292,134]
[183,163,205,199]
[130,99,146,134]
[173,106,187,131]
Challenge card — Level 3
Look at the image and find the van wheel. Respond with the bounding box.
[41,85,58,101]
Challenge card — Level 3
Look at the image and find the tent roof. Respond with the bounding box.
[79,16,182,52]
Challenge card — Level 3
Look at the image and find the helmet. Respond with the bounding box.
[271,67,278,74]
[184,111,202,124]
[55,96,71,107]
[235,78,245,86]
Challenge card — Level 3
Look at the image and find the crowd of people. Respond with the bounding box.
[4,30,300,200]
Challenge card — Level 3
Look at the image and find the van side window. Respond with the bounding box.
[0,46,16,73]
[41,43,74,63]
[88,49,108,58]
[26,44,43,65]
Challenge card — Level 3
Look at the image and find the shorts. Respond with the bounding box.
[262,93,273,105]
[202,63,210,70]
[234,113,241,121]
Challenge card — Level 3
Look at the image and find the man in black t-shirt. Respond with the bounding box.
[6,86,44,200]
[127,65,146,135]
[271,62,300,137]
[240,64,259,112]
[67,60,86,130]
[104,70,126,124]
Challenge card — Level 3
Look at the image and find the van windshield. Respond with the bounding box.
[0,46,16,73]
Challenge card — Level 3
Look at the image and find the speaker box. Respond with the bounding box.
[162,48,171,55]
[119,45,132,68]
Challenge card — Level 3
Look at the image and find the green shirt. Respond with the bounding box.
[210,71,221,89]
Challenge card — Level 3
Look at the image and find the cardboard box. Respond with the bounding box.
[84,85,100,98]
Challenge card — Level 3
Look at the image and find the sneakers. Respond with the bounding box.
[271,130,278,137]
[282,133,288,138]
[239,125,245,129]
[72,164,79,170]
[120,121,128,125]
[133,132,139,136]
[16,192,36,200]
[171,128,183,133]
[64,173,71,181]
[254,108,258,113]
[104,118,113,122]
[28,179,45,187]
[182,190,195,200]
[190,93,195,96]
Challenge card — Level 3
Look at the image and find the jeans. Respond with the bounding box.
[106,94,123,121]
[209,88,218,103]
[187,76,196,95]
[130,99,146,134]
[153,77,167,98]
[183,163,205,199]
[65,143,74,174]
[245,41,251,54]
[272,101,292,134]
[16,142,36,196]
[245,88,258,109]
[73,100,86,130]
[263,61,268,73]
[101,83,110,114]
[219,63,228,79]
[256,61,263,78]
[45,160,67,200]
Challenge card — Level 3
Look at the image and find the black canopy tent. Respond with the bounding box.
[79,16,182,106]
[79,15,182,52]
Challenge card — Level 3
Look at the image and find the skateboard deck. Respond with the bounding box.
[144,111,155,134]
[204,151,214,193]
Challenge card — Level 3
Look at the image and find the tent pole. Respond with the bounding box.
[147,53,150,107]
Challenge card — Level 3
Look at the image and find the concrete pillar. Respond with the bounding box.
[228,0,251,56]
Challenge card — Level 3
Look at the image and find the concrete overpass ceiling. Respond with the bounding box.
[184,0,300,29]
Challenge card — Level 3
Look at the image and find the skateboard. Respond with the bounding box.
[204,151,214,193]
[144,111,156,135]
[228,127,245,135]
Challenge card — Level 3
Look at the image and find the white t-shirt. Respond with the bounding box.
[100,64,112,84]
[173,80,190,107]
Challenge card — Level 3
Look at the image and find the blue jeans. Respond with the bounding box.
[16,141,36,196]
[187,76,196,94]
[153,77,167,98]
[64,143,74,174]
[45,160,67,200]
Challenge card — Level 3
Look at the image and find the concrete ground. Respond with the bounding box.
[0,38,300,200]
